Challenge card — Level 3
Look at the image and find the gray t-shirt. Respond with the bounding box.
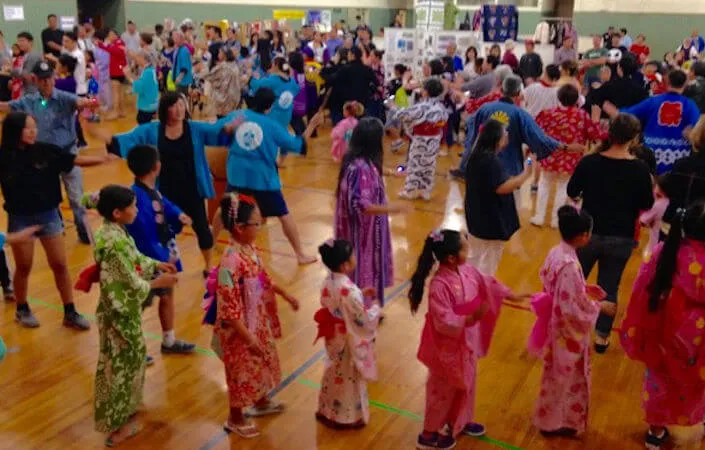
[13,51,42,94]
[463,71,496,99]
[554,47,578,66]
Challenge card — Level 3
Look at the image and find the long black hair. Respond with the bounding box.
[289,51,304,75]
[336,117,385,198]
[648,201,705,311]
[409,230,463,313]
[158,91,189,125]
[468,118,506,162]
[256,38,273,73]
[0,112,49,182]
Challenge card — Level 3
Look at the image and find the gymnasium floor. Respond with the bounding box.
[0,111,670,450]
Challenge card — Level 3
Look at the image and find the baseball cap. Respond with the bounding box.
[32,61,54,78]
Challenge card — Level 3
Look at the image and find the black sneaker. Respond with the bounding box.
[63,311,90,330]
[449,169,465,181]
[645,428,669,449]
[161,339,196,354]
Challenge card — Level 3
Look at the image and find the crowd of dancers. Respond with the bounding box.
[1,14,705,450]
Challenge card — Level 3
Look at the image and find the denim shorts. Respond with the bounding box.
[8,208,64,238]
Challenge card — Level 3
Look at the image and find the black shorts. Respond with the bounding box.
[226,185,289,217]
[110,75,126,83]
[137,110,156,125]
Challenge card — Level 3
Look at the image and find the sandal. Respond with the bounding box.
[105,422,143,447]
[224,421,260,439]
[645,428,669,449]
[245,400,286,417]
[594,339,610,354]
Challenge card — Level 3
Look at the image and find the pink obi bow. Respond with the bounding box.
[313,307,346,344]
[527,292,553,357]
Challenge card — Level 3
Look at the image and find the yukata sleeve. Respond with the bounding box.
[341,283,380,380]
[621,97,654,122]
[520,110,560,160]
[428,281,466,338]
[555,262,600,343]
[99,238,155,315]
[192,120,230,146]
[346,165,373,215]
[216,261,243,322]
[111,123,158,158]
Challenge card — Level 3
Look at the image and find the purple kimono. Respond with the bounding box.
[334,158,394,306]
[292,70,307,118]
[94,45,112,110]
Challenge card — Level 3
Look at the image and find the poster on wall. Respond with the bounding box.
[415,0,444,31]
[304,10,331,31]
[60,16,76,31]
[383,28,425,83]
[2,5,23,21]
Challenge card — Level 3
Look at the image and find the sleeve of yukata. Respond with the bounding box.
[342,283,381,332]
[519,110,560,160]
[163,195,184,233]
[428,280,466,338]
[112,123,158,158]
[556,262,600,338]
[347,164,374,215]
[216,262,244,322]
[273,121,305,155]
[621,96,654,122]
[100,238,156,315]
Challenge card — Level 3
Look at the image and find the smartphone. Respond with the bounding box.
[396,165,406,173]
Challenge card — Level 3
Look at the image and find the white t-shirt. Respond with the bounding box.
[121,31,141,52]
[522,82,559,117]
[67,47,88,95]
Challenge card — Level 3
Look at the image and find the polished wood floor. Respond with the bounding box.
[0,106,691,450]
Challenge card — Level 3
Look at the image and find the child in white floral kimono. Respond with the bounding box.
[91,185,178,447]
[315,238,381,428]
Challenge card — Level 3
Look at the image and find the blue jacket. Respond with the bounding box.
[172,45,193,87]
[224,109,305,191]
[113,121,224,199]
[250,74,300,127]
[465,99,560,176]
[132,65,159,112]
[125,183,184,270]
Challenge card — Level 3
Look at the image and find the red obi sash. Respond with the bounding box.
[313,307,346,343]
[75,264,100,293]
[412,121,447,136]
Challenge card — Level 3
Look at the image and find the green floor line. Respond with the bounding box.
[23,297,527,450]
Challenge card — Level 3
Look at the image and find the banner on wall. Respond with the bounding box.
[60,16,76,31]
[2,5,23,21]
[273,10,306,20]
[415,0,444,31]
[304,10,331,31]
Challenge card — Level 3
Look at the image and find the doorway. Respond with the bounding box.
[76,0,125,31]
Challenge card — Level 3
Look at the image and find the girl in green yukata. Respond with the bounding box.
[91,185,179,447]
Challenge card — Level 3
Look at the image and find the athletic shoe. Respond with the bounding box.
[462,423,486,437]
[645,428,669,449]
[16,309,40,328]
[63,311,91,330]
[161,339,196,354]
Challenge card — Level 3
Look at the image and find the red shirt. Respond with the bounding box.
[97,39,127,77]
[502,51,519,70]
[536,106,606,175]
[630,43,650,64]
[465,90,502,114]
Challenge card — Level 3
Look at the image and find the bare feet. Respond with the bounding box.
[106,420,142,447]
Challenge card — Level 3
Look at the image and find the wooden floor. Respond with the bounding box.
[0,107,691,450]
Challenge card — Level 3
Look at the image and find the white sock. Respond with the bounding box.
[163,330,175,347]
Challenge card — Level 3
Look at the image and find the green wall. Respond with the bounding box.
[124,2,401,35]
[0,0,76,45]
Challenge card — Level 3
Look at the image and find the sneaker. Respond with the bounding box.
[16,309,40,328]
[529,217,545,227]
[416,433,456,450]
[449,169,465,181]
[63,311,91,330]
[540,428,577,437]
[145,355,155,366]
[531,184,539,194]
[161,339,196,354]
[462,423,486,437]
[645,428,669,449]
[4,289,15,302]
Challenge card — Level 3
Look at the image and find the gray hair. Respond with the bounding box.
[495,64,513,84]
[502,75,523,97]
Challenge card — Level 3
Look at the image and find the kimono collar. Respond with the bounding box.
[558,241,578,259]
[330,272,350,281]
[539,80,552,88]
[102,219,129,235]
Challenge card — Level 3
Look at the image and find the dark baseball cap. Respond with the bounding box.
[32,61,54,78]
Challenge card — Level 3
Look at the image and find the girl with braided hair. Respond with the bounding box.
[212,193,300,439]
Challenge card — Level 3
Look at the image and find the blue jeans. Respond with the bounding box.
[576,234,635,338]
[61,166,91,243]
[8,208,64,238]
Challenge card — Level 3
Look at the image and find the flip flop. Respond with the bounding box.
[223,421,260,439]
[105,422,143,447]
[245,400,286,417]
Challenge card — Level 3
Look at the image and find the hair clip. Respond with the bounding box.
[677,207,687,219]
[429,229,444,243]
[323,238,335,248]
[478,123,485,133]
[229,193,240,224]
[238,194,256,205]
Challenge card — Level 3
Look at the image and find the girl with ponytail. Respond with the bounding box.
[410,229,524,449]
[211,193,300,438]
[620,201,705,450]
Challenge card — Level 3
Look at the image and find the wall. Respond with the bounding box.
[0,0,76,45]
[124,1,403,35]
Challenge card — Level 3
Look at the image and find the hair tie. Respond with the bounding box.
[228,193,240,224]
[238,194,256,205]
[429,229,444,243]
[323,238,335,248]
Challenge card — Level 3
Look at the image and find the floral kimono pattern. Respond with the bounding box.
[316,273,381,425]
[94,221,158,433]
[334,159,393,307]
[215,243,282,408]
[621,240,705,426]
[393,97,449,196]
[417,264,510,437]
[533,242,600,433]
[203,62,241,117]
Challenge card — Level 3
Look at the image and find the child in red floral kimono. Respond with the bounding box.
[213,193,300,439]
[410,229,524,450]
[621,201,705,450]
[530,206,616,436]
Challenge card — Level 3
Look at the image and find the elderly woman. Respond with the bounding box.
[203,47,241,119]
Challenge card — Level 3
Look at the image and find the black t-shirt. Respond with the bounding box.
[464,152,519,241]
[585,76,648,118]
[684,77,705,114]
[0,142,75,215]
[41,28,64,57]
[157,125,198,204]
[567,153,654,238]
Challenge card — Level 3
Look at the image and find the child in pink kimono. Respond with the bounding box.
[314,238,381,428]
[410,229,523,450]
[639,181,669,258]
[620,201,705,450]
[330,101,364,162]
[531,205,616,437]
